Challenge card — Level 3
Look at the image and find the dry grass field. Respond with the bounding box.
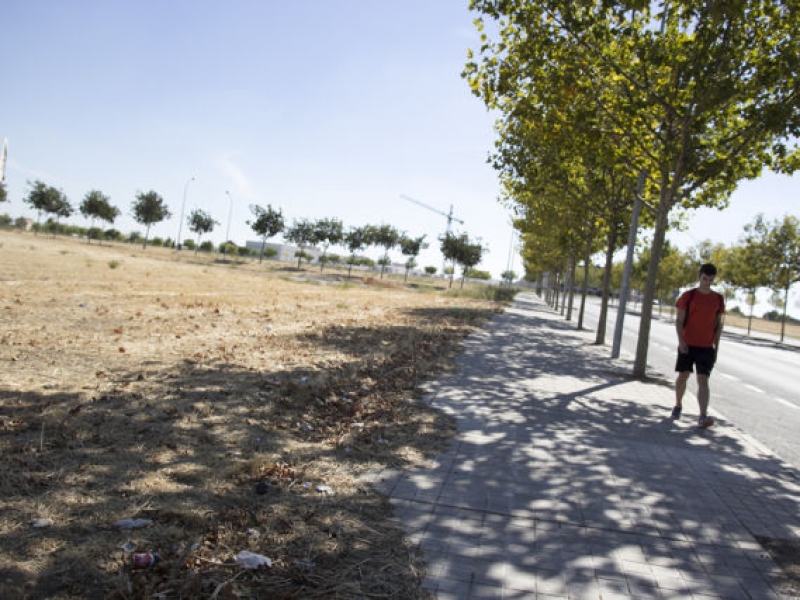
[723,312,800,341]
[0,230,504,599]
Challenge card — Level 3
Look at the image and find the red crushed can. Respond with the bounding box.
[132,552,160,569]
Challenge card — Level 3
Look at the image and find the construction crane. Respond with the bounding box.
[400,194,465,276]
[400,194,464,237]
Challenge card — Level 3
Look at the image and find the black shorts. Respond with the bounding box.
[675,346,716,376]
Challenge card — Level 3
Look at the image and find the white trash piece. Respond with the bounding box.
[32,518,54,528]
[235,550,272,569]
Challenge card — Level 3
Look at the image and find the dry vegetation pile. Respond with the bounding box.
[0,231,503,599]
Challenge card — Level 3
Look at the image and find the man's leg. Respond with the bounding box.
[674,371,691,418]
[676,371,690,406]
[696,374,710,417]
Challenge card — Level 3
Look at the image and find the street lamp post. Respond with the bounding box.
[176,176,195,250]
[224,190,233,256]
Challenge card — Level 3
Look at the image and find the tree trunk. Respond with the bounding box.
[566,256,576,322]
[780,285,789,342]
[595,232,616,345]
[578,261,589,331]
[633,200,671,377]
[577,223,596,331]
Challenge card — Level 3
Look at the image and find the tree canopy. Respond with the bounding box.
[400,234,428,281]
[440,231,484,288]
[131,191,170,249]
[23,180,72,234]
[80,190,119,243]
[368,224,402,279]
[285,219,317,269]
[344,225,372,279]
[466,0,800,375]
[248,204,285,263]
[312,218,344,271]
[188,208,218,256]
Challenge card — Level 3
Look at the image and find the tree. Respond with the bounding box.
[344,225,371,279]
[47,193,74,235]
[400,234,428,281]
[720,242,765,335]
[131,191,170,250]
[24,180,69,235]
[631,241,696,310]
[501,270,517,285]
[458,236,484,288]
[188,208,218,256]
[368,224,402,279]
[440,231,484,288]
[312,218,344,271]
[80,190,119,244]
[104,229,124,243]
[285,218,317,269]
[0,181,7,203]
[247,204,285,263]
[761,215,800,342]
[466,0,800,376]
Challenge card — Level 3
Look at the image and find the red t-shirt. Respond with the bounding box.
[676,289,724,347]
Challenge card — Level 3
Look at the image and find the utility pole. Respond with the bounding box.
[1,137,8,182]
[224,191,233,256]
[176,176,195,251]
[612,170,646,359]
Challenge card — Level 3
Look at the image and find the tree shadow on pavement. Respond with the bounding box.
[386,294,800,599]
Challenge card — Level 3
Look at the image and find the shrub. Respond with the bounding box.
[469,269,492,280]
[492,286,519,302]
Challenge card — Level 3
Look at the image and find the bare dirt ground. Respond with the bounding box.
[4,231,799,599]
[0,231,503,599]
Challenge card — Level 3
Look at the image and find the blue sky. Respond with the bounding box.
[1,1,798,312]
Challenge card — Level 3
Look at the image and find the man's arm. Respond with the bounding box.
[676,308,688,354]
[713,312,724,350]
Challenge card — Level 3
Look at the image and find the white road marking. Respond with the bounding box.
[745,384,765,394]
[719,373,739,381]
[774,398,799,410]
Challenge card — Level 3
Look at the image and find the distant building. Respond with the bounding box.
[245,241,322,263]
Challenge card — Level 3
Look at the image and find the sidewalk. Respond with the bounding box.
[365,293,800,599]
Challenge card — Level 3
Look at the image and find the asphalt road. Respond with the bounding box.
[577,297,800,470]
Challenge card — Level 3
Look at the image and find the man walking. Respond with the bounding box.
[671,263,725,428]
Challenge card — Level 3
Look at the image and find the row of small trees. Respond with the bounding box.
[10,179,489,285]
[721,214,800,342]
